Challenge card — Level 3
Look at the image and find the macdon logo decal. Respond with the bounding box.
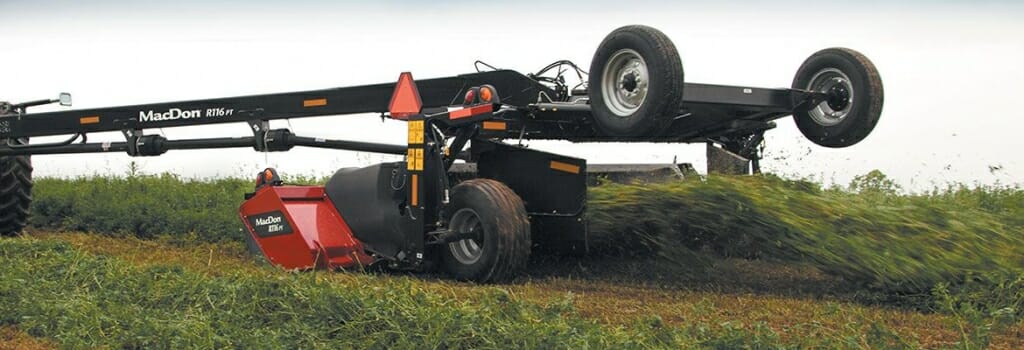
[247,210,293,238]
[254,216,282,226]
[138,107,234,123]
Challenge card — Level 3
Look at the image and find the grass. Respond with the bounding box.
[30,174,251,242]
[17,171,1024,348]
[3,238,644,349]
[0,235,937,349]
[10,231,1022,349]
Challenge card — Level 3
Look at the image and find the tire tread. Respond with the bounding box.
[792,47,884,147]
[589,25,684,137]
[442,179,530,283]
[0,138,33,236]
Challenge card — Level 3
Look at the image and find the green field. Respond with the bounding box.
[2,172,1021,349]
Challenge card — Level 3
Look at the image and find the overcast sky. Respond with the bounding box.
[2,0,1022,190]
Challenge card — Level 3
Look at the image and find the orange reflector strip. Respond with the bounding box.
[449,104,494,120]
[482,121,506,130]
[303,98,327,107]
[80,116,100,124]
[411,174,419,206]
[550,160,580,174]
[389,72,423,119]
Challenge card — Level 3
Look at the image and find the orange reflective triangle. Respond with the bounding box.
[388,72,422,119]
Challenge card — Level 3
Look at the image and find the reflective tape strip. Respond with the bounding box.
[449,104,494,120]
[411,174,419,206]
[303,98,327,107]
[482,121,506,130]
[549,160,580,174]
[80,116,100,124]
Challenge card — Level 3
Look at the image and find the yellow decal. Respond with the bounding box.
[407,120,424,144]
[406,147,424,171]
[414,149,424,170]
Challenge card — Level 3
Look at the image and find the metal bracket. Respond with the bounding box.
[443,125,478,170]
[247,120,270,152]
[5,133,84,149]
[791,89,829,111]
[121,129,143,156]
[247,120,294,152]
[707,129,767,175]
[425,228,481,245]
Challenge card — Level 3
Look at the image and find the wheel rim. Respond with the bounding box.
[601,49,649,117]
[447,208,484,265]
[805,68,855,126]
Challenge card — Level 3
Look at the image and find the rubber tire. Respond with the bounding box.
[588,25,684,137]
[792,47,884,148]
[440,179,530,283]
[0,138,32,236]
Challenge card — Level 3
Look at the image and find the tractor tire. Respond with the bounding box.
[0,138,32,236]
[440,179,530,283]
[588,25,684,137]
[792,47,884,148]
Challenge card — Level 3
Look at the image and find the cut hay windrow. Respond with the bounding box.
[588,175,1024,298]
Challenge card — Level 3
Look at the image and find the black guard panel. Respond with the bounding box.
[471,140,589,254]
[324,162,414,259]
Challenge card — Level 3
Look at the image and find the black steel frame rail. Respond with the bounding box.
[1,68,817,156]
[0,76,465,139]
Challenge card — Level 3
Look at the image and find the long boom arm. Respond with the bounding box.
[0,72,500,139]
[1,67,817,157]
[0,69,562,140]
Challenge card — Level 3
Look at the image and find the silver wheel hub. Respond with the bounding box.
[447,208,484,265]
[806,68,854,126]
[602,49,649,117]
